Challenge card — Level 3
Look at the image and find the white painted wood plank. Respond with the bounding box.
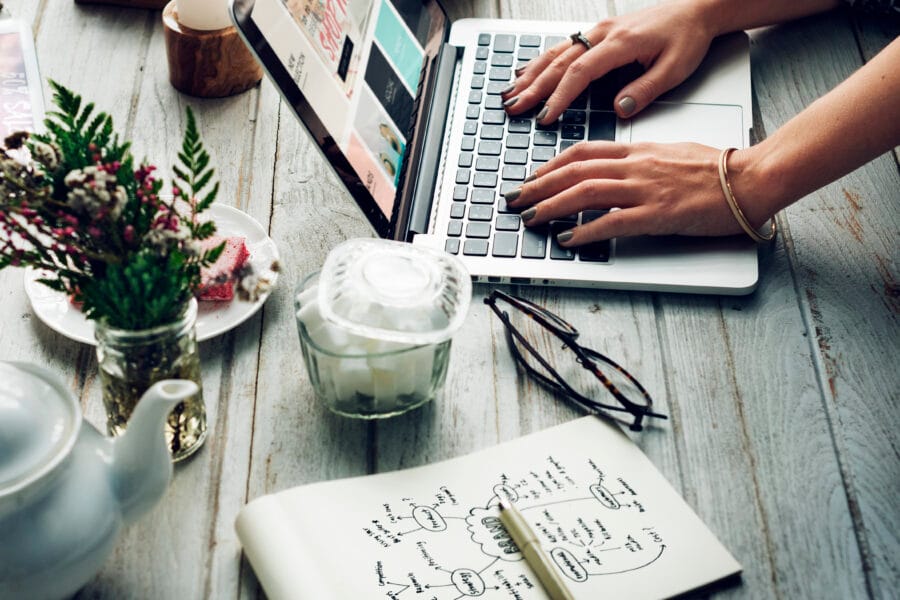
[751,12,899,599]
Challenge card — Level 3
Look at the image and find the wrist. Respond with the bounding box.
[725,144,790,228]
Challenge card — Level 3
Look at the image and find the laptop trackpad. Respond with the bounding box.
[626,102,744,148]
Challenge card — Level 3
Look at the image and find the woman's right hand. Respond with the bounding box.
[504,1,720,124]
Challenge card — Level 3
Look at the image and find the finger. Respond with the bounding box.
[613,53,688,118]
[519,179,640,226]
[534,141,627,178]
[540,42,636,123]
[556,207,653,245]
[500,38,571,104]
[507,159,629,209]
[505,42,590,116]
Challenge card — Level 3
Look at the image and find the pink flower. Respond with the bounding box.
[124,225,135,243]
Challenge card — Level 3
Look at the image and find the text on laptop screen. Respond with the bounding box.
[251,0,435,218]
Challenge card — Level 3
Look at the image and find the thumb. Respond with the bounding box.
[614,57,685,118]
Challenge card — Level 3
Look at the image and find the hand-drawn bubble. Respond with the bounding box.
[589,483,620,509]
[412,506,447,532]
[465,507,521,562]
[550,548,588,582]
[492,484,518,504]
[451,568,486,596]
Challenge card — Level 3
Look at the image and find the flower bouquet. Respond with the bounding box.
[0,81,267,459]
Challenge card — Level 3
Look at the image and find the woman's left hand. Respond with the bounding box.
[505,141,770,245]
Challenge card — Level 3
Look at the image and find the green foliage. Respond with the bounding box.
[173,107,219,239]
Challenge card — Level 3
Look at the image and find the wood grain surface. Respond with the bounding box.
[0,1,896,599]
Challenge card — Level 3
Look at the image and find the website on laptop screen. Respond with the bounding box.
[250,0,435,218]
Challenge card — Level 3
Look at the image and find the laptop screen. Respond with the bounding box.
[232,0,447,237]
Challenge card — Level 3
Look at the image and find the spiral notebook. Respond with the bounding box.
[235,417,741,599]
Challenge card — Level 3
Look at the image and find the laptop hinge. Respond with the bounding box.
[400,43,461,242]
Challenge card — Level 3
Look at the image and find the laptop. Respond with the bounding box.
[230,0,758,294]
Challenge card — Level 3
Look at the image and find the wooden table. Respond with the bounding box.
[2,1,897,598]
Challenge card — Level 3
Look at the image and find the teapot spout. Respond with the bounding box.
[110,380,199,524]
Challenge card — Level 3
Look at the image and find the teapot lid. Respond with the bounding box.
[0,362,80,495]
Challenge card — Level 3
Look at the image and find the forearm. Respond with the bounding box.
[731,37,900,223]
[690,0,843,36]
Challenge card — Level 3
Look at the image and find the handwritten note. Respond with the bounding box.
[236,418,740,599]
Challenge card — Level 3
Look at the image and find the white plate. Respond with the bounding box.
[25,204,279,345]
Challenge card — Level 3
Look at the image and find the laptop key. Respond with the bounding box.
[453,186,467,201]
[579,210,611,262]
[502,165,527,181]
[504,149,527,164]
[478,140,502,155]
[473,61,487,75]
[492,232,519,257]
[476,47,489,60]
[467,105,481,119]
[482,110,506,125]
[534,131,558,146]
[486,81,508,95]
[519,34,541,47]
[481,125,504,140]
[445,238,460,254]
[518,47,540,60]
[561,125,585,140]
[485,95,503,109]
[455,169,471,184]
[458,152,473,167]
[588,111,617,141]
[471,75,485,89]
[468,90,483,104]
[499,182,519,197]
[477,33,491,46]
[463,120,478,135]
[493,34,516,53]
[450,202,466,218]
[544,36,566,50]
[489,67,512,81]
[466,222,492,238]
[447,220,463,236]
[473,172,498,188]
[559,140,578,153]
[532,147,555,162]
[475,156,500,171]
[491,54,514,67]
[521,226,548,258]
[561,110,587,125]
[463,239,489,256]
[469,205,494,221]
[549,221,576,260]
[506,133,530,149]
[496,214,521,231]
[498,195,517,214]
[508,118,531,133]
[461,137,475,151]
[471,189,495,204]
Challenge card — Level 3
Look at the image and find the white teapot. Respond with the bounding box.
[0,361,196,600]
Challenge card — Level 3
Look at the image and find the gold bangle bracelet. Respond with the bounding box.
[717,147,776,243]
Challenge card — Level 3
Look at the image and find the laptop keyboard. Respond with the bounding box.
[443,33,642,263]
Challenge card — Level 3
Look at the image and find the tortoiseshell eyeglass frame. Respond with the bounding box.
[484,290,667,432]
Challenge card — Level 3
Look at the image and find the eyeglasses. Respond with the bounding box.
[484,290,667,431]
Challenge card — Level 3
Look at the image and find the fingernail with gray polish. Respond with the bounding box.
[618,96,636,116]
[521,207,537,222]
[503,96,519,108]
[504,187,522,201]
[500,83,516,95]
[523,173,537,183]
[515,66,526,76]
[556,230,574,243]
[535,106,549,122]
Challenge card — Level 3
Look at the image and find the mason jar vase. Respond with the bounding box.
[94,299,206,461]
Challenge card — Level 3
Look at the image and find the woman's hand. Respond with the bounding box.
[505,142,774,246]
[503,1,718,123]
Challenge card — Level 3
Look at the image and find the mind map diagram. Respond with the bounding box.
[362,455,668,599]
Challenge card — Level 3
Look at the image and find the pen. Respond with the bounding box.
[498,499,575,600]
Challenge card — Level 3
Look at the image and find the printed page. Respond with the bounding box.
[236,417,741,600]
